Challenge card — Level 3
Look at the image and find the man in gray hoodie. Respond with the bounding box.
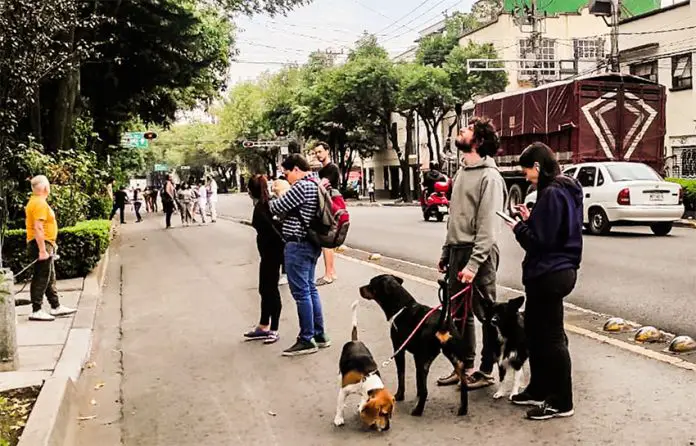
[437,117,506,389]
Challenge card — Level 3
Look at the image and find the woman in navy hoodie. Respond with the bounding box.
[506,142,583,421]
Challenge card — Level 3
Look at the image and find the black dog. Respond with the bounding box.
[481,296,529,400]
[359,274,468,417]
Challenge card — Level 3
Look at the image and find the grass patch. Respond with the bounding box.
[0,386,40,446]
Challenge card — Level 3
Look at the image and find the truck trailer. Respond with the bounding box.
[473,73,667,207]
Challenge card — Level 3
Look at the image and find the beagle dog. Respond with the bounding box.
[334,301,395,431]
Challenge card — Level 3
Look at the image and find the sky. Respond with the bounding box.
[229,0,477,84]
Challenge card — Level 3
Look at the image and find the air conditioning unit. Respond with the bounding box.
[589,0,613,16]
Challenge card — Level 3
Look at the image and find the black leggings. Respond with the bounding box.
[524,268,576,410]
[259,254,282,331]
[163,201,175,227]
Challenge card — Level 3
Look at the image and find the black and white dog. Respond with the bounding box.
[481,296,529,400]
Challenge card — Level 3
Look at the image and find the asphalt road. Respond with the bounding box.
[76,214,696,445]
[219,194,696,338]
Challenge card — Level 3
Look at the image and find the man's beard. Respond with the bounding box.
[455,138,473,153]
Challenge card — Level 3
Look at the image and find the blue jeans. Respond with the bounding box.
[285,241,324,343]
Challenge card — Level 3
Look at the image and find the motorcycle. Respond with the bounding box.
[420,170,451,222]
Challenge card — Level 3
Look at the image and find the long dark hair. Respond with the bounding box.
[248,174,270,203]
[519,142,561,191]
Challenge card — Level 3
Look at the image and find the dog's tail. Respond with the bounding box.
[351,300,359,341]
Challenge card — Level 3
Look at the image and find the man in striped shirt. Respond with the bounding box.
[270,154,330,357]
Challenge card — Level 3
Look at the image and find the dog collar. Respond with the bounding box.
[363,373,384,392]
[388,307,407,332]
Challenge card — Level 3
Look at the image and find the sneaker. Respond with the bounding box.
[49,305,77,317]
[526,403,574,420]
[511,390,545,407]
[244,327,272,341]
[29,310,55,321]
[281,338,318,357]
[263,332,280,345]
[313,333,331,349]
[278,275,288,286]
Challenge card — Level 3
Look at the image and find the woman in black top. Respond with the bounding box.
[244,174,285,344]
[505,142,584,421]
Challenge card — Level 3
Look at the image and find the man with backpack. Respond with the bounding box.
[314,142,340,287]
[269,154,331,357]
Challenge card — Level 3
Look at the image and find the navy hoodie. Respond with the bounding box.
[513,176,584,285]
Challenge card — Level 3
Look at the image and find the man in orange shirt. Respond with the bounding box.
[26,175,76,321]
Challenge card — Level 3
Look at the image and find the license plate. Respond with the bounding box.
[649,193,664,201]
[438,206,448,213]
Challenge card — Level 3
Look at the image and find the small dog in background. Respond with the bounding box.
[481,296,529,400]
[334,301,395,431]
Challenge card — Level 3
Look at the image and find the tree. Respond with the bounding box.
[471,0,504,23]
[415,12,479,67]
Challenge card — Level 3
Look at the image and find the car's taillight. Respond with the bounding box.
[617,188,631,205]
[679,187,684,205]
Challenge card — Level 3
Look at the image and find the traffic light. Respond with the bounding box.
[276,128,287,137]
[143,131,158,140]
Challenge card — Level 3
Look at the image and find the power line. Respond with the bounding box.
[373,0,434,36]
[617,24,696,35]
[380,0,463,44]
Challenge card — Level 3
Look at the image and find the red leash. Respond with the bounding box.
[381,283,472,368]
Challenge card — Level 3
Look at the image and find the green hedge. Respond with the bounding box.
[1,220,111,280]
[666,178,696,212]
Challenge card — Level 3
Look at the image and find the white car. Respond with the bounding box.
[524,162,684,236]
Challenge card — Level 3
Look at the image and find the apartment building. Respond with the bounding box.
[619,1,696,178]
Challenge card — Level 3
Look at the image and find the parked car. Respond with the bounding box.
[524,162,684,236]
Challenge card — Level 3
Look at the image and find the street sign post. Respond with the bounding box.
[121,132,149,149]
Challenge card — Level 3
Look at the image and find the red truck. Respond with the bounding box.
[473,73,667,207]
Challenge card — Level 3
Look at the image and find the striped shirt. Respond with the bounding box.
[269,174,319,240]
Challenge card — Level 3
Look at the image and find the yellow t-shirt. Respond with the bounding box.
[25,196,58,243]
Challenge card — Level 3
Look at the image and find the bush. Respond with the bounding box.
[1,220,111,280]
[87,196,112,220]
[666,178,696,212]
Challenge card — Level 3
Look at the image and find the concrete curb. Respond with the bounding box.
[18,248,110,446]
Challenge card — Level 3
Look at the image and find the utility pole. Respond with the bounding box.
[609,0,620,72]
[531,0,542,87]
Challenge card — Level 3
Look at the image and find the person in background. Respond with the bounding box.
[271,174,291,286]
[269,154,329,357]
[191,183,200,223]
[505,142,583,421]
[110,185,129,224]
[162,175,176,229]
[178,183,194,226]
[207,176,218,223]
[244,174,285,344]
[437,117,505,390]
[151,186,159,213]
[133,188,144,223]
[106,177,115,202]
[197,180,208,224]
[313,142,340,287]
[367,180,376,203]
[144,187,152,213]
[25,175,77,321]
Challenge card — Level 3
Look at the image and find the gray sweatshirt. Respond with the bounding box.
[443,156,506,274]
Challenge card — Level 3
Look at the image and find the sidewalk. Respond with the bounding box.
[77,216,696,445]
[1,277,90,392]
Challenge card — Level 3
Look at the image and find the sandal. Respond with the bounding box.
[437,371,460,386]
[466,371,495,389]
[316,277,334,286]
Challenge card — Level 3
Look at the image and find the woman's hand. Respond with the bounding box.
[514,204,531,221]
[505,220,519,230]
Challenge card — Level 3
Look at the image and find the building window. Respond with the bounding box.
[681,147,696,178]
[574,39,604,60]
[519,38,556,78]
[630,61,658,83]
[672,53,692,90]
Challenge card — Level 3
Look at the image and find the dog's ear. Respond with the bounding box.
[509,295,525,310]
[392,275,404,285]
